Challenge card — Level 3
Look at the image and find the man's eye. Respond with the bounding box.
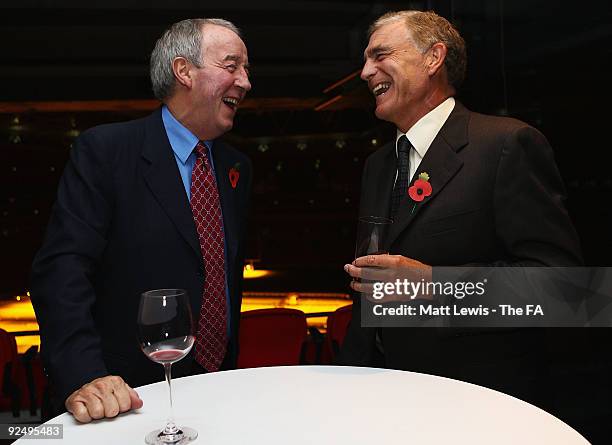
[225,64,237,72]
[375,53,387,61]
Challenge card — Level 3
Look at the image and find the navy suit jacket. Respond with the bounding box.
[31,109,251,404]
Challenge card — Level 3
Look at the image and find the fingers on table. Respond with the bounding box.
[128,386,144,409]
[67,399,94,423]
[66,375,139,423]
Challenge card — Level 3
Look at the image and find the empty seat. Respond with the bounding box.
[237,308,307,368]
[324,304,353,361]
[0,328,22,415]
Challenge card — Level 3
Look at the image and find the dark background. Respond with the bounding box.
[1,0,611,442]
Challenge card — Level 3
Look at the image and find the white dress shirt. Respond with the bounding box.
[395,97,456,182]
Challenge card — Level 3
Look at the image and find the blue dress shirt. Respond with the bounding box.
[161,105,232,337]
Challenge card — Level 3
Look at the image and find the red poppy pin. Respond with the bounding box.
[229,163,240,189]
[408,172,432,213]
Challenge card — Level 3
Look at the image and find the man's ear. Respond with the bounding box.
[172,57,193,89]
[425,42,447,76]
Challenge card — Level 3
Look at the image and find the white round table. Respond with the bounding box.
[16,366,588,444]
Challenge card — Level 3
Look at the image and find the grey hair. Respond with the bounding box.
[150,18,242,101]
[369,11,467,89]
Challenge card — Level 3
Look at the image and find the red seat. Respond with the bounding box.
[21,346,48,416]
[237,308,307,368]
[0,328,23,415]
[0,330,47,417]
[324,304,353,361]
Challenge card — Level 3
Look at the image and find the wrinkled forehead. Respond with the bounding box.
[364,20,411,57]
[201,24,249,62]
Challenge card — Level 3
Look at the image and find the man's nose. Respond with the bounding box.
[236,68,251,92]
[361,59,375,81]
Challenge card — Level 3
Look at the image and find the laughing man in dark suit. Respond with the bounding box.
[31,18,252,422]
[340,11,582,402]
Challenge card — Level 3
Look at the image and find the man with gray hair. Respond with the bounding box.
[341,11,582,404]
[31,18,252,422]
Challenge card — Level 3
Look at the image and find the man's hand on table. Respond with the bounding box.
[65,375,143,423]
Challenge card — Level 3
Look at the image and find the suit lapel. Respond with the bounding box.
[364,143,396,219]
[387,102,470,247]
[210,140,239,267]
[141,109,201,261]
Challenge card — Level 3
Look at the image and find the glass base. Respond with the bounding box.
[145,426,198,444]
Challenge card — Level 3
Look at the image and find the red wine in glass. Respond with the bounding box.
[143,336,195,364]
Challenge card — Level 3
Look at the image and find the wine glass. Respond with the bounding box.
[137,289,198,444]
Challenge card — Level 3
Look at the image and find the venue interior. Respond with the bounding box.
[1,1,611,443]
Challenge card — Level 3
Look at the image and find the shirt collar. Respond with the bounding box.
[395,97,455,158]
[161,105,212,163]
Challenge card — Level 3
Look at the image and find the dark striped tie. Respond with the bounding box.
[390,135,411,219]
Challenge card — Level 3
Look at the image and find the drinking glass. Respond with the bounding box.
[355,216,392,258]
[354,216,392,300]
[137,289,197,444]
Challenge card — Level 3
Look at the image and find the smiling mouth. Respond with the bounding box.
[222,96,240,110]
[372,82,391,97]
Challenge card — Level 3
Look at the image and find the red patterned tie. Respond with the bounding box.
[190,142,227,371]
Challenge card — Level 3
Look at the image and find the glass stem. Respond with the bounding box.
[162,363,179,434]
